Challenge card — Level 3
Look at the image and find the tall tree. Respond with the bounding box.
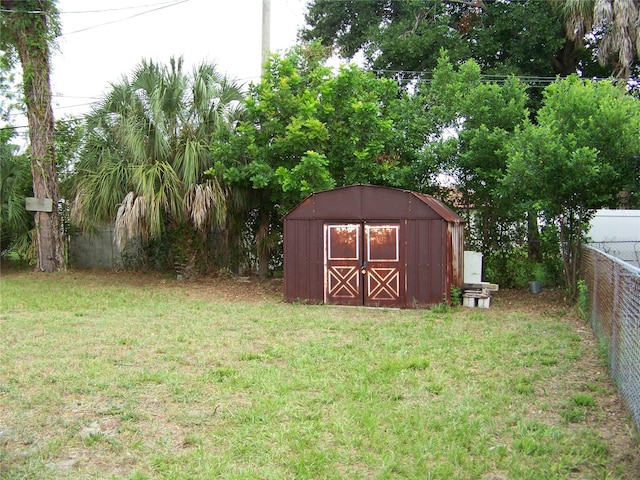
[212,43,422,277]
[301,0,600,81]
[504,75,640,298]
[212,45,335,277]
[434,57,529,254]
[0,44,31,258]
[0,0,64,271]
[419,53,536,285]
[71,58,244,275]
[556,0,640,77]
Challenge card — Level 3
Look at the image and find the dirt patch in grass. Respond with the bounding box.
[74,268,286,304]
[0,263,566,309]
[492,285,570,313]
[0,260,284,302]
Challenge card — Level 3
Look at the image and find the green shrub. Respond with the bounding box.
[484,249,532,288]
[576,280,589,319]
[484,248,563,289]
[450,285,462,305]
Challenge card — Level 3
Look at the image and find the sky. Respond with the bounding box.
[50,0,308,119]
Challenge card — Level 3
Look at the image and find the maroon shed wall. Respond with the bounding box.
[405,219,446,306]
[283,185,464,308]
[283,219,324,304]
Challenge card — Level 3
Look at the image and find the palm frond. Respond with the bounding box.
[114,191,147,250]
[556,0,596,43]
[183,178,227,231]
[559,0,640,77]
[594,0,615,27]
[174,136,209,187]
[130,161,182,238]
[71,146,131,230]
[611,0,638,76]
[0,153,31,248]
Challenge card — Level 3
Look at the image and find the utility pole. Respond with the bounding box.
[261,0,271,75]
[257,0,272,279]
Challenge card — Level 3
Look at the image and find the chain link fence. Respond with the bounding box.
[581,245,640,433]
[588,241,640,268]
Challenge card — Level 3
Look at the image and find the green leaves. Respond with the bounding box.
[279,117,328,152]
[505,123,605,214]
[507,75,640,214]
[424,54,531,254]
[208,44,418,272]
[275,151,335,200]
[213,43,411,209]
[0,149,32,256]
[302,0,583,80]
[503,75,640,296]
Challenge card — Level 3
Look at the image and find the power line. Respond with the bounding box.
[52,94,101,100]
[62,0,190,36]
[371,68,639,88]
[1,0,192,37]
[60,1,187,14]
[373,68,558,81]
[0,0,185,15]
[0,125,29,131]
[55,102,96,110]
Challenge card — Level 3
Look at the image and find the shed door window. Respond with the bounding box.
[325,224,362,306]
[366,225,399,262]
[365,225,401,305]
[324,223,402,307]
[327,225,359,261]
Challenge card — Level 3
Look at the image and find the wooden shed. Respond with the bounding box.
[283,185,464,308]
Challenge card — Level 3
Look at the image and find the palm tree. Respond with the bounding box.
[71,57,245,273]
[556,0,639,77]
[0,145,33,258]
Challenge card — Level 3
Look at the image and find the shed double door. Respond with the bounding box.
[324,223,402,307]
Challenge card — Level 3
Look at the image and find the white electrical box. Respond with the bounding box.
[464,251,483,284]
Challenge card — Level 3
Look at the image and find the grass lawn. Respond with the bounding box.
[0,269,639,479]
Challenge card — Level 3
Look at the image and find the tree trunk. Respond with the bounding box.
[256,207,271,279]
[551,39,578,76]
[527,209,542,262]
[558,215,578,301]
[13,9,65,271]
